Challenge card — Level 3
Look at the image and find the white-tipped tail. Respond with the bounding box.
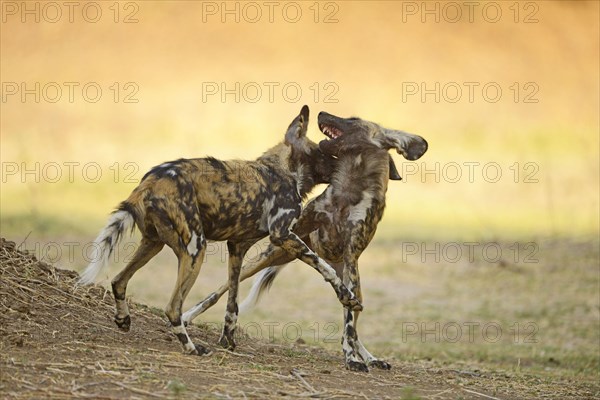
[239,265,286,313]
[78,210,135,286]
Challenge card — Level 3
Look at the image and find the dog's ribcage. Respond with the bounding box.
[140,157,301,242]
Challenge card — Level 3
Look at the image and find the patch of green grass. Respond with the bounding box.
[167,379,187,396]
[147,306,164,318]
[247,363,276,372]
[283,348,306,359]
[138,371,156,381]
[400,387,422,400]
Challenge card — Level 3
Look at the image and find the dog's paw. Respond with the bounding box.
[369,360,391,370]
[337,288,363,311]
[346,360,369,373]
[218,333,236,351]
[189,344,211,356]
[348,298,363,312]
[114,315,131,332]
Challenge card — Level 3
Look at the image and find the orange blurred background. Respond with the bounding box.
[1,1,598,240]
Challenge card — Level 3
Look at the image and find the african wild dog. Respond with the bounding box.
[77,106,362,355]
[182,111,427,371]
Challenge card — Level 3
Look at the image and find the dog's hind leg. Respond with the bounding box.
[156,201,209,355]
[182,244,293,324]
[341,253,391,371]
[340,257,370,372]
[166,239,209,355]
[350,280,391,370]
[217,241,253,350]
[354,324,392,369]
[111,238,164,331]
[342,308,367,372]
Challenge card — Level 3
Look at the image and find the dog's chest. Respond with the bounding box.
[312,188,384,256]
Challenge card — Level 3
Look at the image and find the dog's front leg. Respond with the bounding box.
[218,240,252,351]
[268,213,361,311]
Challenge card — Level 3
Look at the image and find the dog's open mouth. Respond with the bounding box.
[320,124,344,140]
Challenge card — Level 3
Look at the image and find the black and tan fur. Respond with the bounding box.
[78,106,361,355]
[183,111,428,371]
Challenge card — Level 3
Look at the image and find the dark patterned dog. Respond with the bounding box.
[183,110,427,371]
[78,106,361,355]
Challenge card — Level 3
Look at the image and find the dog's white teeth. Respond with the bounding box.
[322,125,340,140]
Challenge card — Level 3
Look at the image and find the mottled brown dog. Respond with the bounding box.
[183,110,427,371]
[78,106,361,355]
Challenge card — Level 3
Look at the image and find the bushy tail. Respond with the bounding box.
[77,208,135,285]
[239,265,286,313]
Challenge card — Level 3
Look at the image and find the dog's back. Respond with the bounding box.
[121,149,300,243]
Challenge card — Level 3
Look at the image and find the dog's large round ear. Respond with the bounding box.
[285,105,310,145]
[388,155,402,181]
[381,129,428,160]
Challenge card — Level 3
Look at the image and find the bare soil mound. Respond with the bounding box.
[0,238,596,399]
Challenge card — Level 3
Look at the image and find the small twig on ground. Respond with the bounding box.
[462,388,501,400]
[212,347,255,358]
[291,369,317,394]
[112,382,166,398]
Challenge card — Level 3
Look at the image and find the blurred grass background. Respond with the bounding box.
[1,0,598,381]
[2,1,598,239]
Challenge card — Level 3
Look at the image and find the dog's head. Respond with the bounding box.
[317,111,428,180]
[283,105,336,194]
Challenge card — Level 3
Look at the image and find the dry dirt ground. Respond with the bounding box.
[1,238,598,400]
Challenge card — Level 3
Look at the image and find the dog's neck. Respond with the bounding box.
[257,143,319,199]
[330,148,390,206]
